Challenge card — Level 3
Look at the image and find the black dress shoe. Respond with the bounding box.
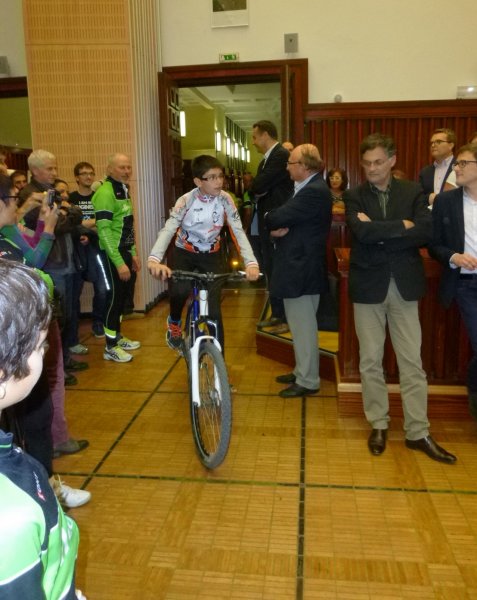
[64,358,89,372]
[279,383,319,398]
[257,317,283,328]
[275,373,296,384]
[64,373,78,386]
[368,429,387,455]
[405,435,457,464]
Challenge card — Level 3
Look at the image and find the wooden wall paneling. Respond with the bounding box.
[305,100,477,186]
[23,0,165,311]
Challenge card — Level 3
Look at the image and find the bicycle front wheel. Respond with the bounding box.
[190,341,232,469]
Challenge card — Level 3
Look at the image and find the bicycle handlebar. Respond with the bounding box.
[171,270,250,283]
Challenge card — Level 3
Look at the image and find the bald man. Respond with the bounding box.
[92,153,141,363]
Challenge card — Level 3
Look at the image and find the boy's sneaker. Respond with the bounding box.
[103,345,133,363]
[117,336,141,350]
[92,322,105,338]
[50,475,91,508]
[166,317,183,351]
[69,343,89,355]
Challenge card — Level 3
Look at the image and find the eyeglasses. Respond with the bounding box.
[430,139,449,146]
[360,158,389,168]
[200,174,225,182]
[287,161,302,165]
[452,160,477,169]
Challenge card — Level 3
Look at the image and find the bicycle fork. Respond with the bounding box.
[190,335,223,407]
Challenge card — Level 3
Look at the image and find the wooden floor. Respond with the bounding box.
[58,287,477,600]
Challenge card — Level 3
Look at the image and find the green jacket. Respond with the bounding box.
[92,177,136,267]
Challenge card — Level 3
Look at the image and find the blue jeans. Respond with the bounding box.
[49,271,83,363]
[455,278,477,393]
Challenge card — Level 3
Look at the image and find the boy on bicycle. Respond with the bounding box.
[147,155,260,350]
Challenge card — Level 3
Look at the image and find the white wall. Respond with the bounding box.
[0,0,26,76]
[158,0,477,103]
[4,1,476,103]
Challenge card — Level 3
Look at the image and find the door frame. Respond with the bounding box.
[161,58,308,143]
[158,58,308,211]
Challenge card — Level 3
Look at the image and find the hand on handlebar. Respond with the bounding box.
[147,259,172,281]
[245,263,260,281]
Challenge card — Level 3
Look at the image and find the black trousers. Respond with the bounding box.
[104,248,135,345]
[169,247,225,350]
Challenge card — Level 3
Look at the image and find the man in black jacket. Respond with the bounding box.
[429,143,477,420]
[345,133,456,463]
[265,144,332,397]
[251,120,293,331]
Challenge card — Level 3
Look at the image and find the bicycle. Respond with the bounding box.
[171,269,245,469]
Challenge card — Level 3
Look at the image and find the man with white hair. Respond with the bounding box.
[265,144,332,397]
[19,150,88,382]
[92,153,141,363]
[18,149,58,199]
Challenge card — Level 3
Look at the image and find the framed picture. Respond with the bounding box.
[212,0,249,28]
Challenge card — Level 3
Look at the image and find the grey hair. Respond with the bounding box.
[27,149,56,170]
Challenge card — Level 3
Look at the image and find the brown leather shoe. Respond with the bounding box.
[368,429,387,455]
[267,323,290,335]
[405,435,457,464]
[257,317,283,328]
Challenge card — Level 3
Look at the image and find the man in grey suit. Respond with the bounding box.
[265,144,332,397]
[345,133,456,463]
[429,143,477,420]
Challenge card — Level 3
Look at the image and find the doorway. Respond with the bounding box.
[158,59,308,211]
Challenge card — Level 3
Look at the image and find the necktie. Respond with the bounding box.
[377,190,388,218]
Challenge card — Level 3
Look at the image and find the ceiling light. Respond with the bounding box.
[179,111,186,137]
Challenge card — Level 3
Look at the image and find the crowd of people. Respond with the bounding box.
[1,125,477,597]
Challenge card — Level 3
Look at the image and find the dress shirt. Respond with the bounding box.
[460,189,477,274]
[293,173,316,196]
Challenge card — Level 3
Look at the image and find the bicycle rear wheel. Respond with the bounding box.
[190,341,232,469]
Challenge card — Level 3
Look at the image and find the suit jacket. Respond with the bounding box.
[344,178,431,303]
[250,143,293,233]
[428,186,466,307]
[265,173,332,298]
[419,160,454,197]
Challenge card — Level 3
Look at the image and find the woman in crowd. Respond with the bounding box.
[325,167,348,213]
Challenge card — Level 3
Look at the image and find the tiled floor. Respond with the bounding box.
[56,287,477,599]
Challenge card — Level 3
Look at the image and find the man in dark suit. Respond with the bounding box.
[345,133,456,463]
[419,128,457,206]
[428,143,477,420]
[265,144,332,398]
[251,120,293,331]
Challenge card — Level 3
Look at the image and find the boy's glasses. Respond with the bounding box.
[200,174,225,182]
[452,160,477,169]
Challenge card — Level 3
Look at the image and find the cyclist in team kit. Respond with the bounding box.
[147,155,259,351]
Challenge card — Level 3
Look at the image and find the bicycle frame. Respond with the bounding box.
[188,280,223,408]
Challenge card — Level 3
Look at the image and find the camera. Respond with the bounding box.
[46,189,60,208]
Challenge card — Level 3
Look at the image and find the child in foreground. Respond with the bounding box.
[0,259,86,600]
